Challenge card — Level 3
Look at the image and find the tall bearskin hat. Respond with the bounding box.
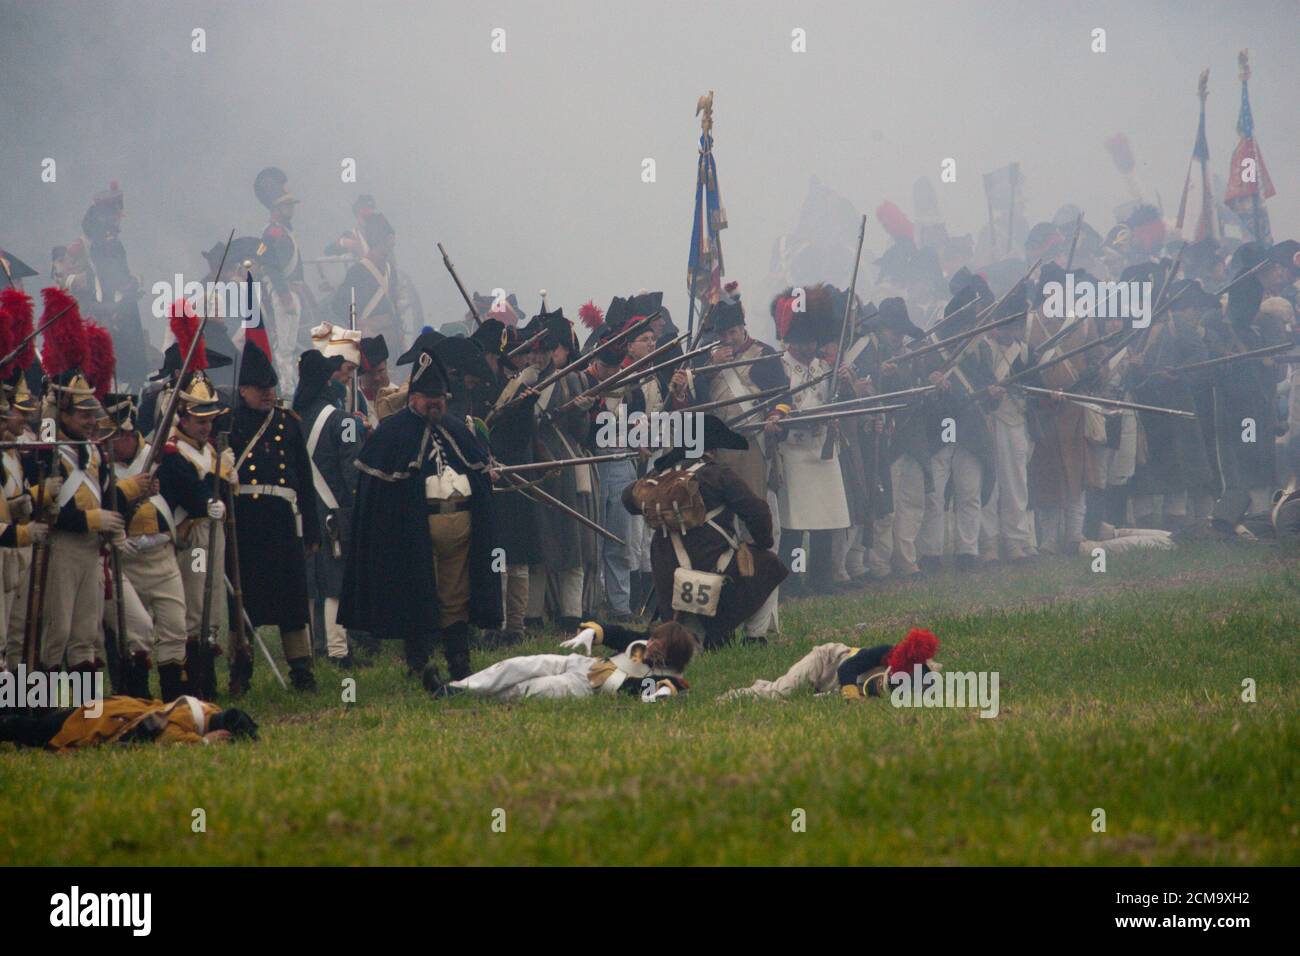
[775,283,837,344]
[40,288,99,412]
[1125,204,1166,256]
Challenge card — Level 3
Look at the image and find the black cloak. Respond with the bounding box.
[338,406,501,639]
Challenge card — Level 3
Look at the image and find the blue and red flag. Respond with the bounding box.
[1224,52,1274,243]
[1176,71,1219,243]
[687,127,727,329]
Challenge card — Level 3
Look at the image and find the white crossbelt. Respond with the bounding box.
[237,484,303,537]
[306,406,340,511]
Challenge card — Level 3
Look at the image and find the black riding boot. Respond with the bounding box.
[287,657,318,692]
[441,622,472,681]
[228,648,254,698]
[125,651,152,699]
[404,633,434,675]
[157,662,185,702]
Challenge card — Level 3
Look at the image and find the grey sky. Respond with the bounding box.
[2,0,1295,345]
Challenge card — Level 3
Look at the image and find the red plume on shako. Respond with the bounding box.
[578,300,605,331]
[83,322,117,400]
[169,297,209,371]
[38,287,87,376]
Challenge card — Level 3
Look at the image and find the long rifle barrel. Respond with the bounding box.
[1016,385,1196,418]
[436,242,483,326]
[494,451,640,475]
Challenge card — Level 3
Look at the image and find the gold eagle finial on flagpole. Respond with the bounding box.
[696,91,714,135]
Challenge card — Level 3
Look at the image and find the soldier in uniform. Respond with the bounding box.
[0,289,41,669]
[229,340,321,691]
[357,334,390,430]
[340,344,501,680]
[254,167,313,370]
[104,394,188,700]
[769,286,851,595]
[34,293,154,676]
[329,213,399,347]
[622,415,787,649]
[73,183,151,385]
[152,359,238,698]
[530,308,599,629]
[0,696,258,749]
[293,349,363,667]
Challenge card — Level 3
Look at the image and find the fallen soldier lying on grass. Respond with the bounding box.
[0,696,259,749]
[423,620,695,701]
[720,628,940,701]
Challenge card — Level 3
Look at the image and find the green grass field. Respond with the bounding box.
[3,540,1297,865]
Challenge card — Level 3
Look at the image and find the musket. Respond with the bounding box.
[545,332,693,418]
[918,294,982,344]
[505,329,547,359]
[934,259,1042,377]
[893,312,1026,363]
[348,287,358,414]
[21,459,49,671]
[773,384,936,419]
[992,327,1127,391]
[220,341,261,694]
[691,349,788,375]
[196,434,226,693]
[828,215,868,407]
[1098,279,1197,371]
[224,574,289,691]
[679,383,789,416]
[611,341,716,390]
[489,313,658,424]
[1064,212,1085,272]
[1163,341,1295,376]
[1015,385,1196,418]
[141,229,235,473]
[740,402,909,433]
[821,214,869,458]
[0,302,77,371]
[436,242,483,327]
[723,368,834,427]
[104,431,129,694]
[494,451,641,475]
[499,471,626,546]
[0,439,103,449]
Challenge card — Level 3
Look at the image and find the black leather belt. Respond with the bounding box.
[427,499,472,515]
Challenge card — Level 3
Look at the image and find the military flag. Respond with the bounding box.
[1223,50,1274,244]
[687,92,727,338]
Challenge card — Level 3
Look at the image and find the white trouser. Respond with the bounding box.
[323,597,348,659]
[920,445,982,559]
[831,525,868,581]
[868,456,924,577]
[103,568,153,657]
[720,642,855,699]
[121,542,188,664]
[2,547,31,669]
[41,531,105,667]
[981,419,1035,554]
[1037,491,1086,554]
[450,653,595,700]
[177,519,227,637]
[741,489,782,637]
